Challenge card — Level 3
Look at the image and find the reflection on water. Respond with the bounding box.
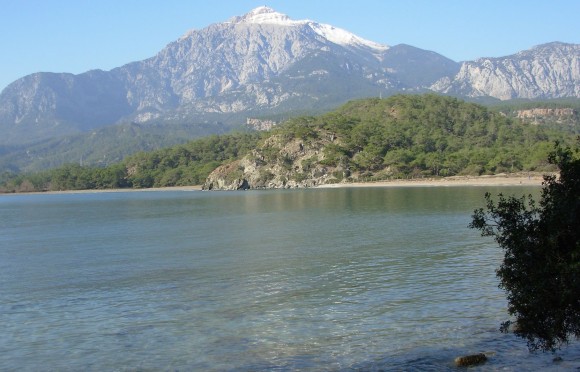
[1,186,578,370]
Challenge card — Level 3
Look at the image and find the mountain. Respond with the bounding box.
[431,42,580,100]
[0,6,579,172]
[0,6,456,148]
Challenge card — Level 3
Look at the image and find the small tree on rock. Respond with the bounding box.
[469,141,580,352]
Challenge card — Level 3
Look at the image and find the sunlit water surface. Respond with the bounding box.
[1,186,578,371]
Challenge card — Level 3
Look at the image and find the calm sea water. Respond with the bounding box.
[1,186,578,371]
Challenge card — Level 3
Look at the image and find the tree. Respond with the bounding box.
[469,141,580,351]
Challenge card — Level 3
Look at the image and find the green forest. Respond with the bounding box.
[0,132,261,192]
[1,94,577,193]
[301,94,570,177]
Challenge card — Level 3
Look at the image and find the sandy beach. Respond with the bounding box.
[318,173,547,188]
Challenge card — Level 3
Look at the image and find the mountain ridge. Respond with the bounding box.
[0,7,579,172]
[431,42,580,99]
[1,6,451,147]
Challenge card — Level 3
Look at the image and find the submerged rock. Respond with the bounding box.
[454,353,487,367]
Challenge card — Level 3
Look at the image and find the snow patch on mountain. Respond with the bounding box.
[308,22,388,51]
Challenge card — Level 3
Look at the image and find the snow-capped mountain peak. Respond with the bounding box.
[229,6,388,52]
[229,6,298,25]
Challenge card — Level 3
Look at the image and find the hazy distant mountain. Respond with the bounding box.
[0,6,579,171]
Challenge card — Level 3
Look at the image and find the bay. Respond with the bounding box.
[0,186,578,371]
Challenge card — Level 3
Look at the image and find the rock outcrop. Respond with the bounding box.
[246,118,278,131]
[203,131,351,190]
[516,107,575,119]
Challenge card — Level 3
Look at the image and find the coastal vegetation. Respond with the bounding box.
[0,132,261,192]
[1,94,577,193]
[470,141,580,351]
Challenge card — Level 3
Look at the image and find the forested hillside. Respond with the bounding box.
[0,132,261,192]
[205,94,573,189]
[1,94,575,193]
[0,120,233,174]
[325,95,564,176]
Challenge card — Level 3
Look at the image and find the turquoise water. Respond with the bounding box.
[1,187,578,371]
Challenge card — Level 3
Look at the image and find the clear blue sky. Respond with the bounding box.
[1,0,579,91]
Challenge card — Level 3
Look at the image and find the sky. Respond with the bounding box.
[1,0,579,91]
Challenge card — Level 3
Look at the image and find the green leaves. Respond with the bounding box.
[470,142,580,351]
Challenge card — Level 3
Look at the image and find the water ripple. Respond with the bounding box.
[2,187,578,370]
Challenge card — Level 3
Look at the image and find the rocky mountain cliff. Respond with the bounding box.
[1,7,579,152]
[431,42,580,100]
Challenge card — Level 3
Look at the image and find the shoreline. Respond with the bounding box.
[0,185,203,196]
[1,173,546,196]
[318,173,546,189]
